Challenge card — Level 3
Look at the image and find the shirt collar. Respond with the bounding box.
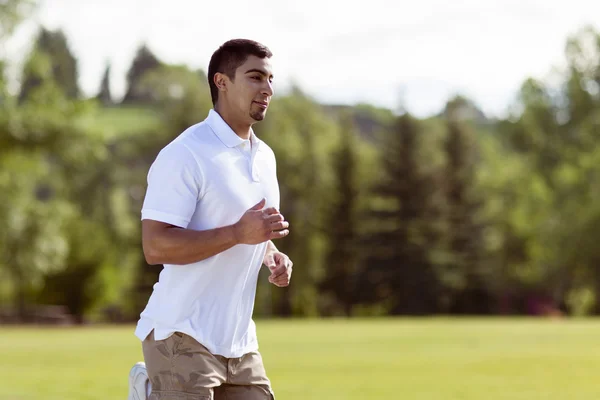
[206,109,261,149]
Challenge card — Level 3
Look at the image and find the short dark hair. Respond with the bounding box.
[208,39,273,106]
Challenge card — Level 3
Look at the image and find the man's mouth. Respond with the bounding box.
[253,101,268,109]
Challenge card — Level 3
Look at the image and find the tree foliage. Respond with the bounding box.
[4,21,600,321]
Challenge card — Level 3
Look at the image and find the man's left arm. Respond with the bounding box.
[263,240,293,287]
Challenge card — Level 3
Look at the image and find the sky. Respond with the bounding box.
[5,0,600,118]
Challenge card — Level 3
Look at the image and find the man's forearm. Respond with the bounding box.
[144,225,239,265]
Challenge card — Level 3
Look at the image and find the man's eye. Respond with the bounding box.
[251,76,261,80]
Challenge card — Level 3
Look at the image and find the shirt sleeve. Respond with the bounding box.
[141,142,203,228]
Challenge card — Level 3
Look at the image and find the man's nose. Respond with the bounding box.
[262,81,274,97]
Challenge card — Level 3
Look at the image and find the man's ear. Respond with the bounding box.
[214,72,228,93]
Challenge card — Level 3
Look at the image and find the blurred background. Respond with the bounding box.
[2,0,600,325]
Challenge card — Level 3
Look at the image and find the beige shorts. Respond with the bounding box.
[142,330,275,400]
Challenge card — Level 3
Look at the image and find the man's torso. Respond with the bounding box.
[135,110,280,358]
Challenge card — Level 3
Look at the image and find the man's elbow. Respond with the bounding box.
[144,252,160,266]
[141,220,171,265]
[142,241,162,265]
[144,253,161,266]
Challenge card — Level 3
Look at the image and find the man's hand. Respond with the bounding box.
[264,251,293,287]
[233,198,290,245]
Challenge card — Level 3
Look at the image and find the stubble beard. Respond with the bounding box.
[250,109,265,121]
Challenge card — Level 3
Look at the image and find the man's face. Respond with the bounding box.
[227,55,274,123]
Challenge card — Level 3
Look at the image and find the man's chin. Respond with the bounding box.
[250,111,266,121]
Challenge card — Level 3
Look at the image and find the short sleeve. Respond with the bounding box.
[141,142,203,228]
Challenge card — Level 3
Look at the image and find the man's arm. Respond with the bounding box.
[264,240,279,260]
[143,198,290,265]
[142,220,238,265]
[263,239,293,287]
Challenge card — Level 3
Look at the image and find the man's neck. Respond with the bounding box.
[214,105,252,140]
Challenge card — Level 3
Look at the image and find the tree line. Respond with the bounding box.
[2,5,600,322]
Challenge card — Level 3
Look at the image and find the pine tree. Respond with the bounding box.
[96,62,112,105]
[19,27,79,102]
[358,113,441,315]
[444,112,489,314]
[319,114,360,316]
[121,44,161,104]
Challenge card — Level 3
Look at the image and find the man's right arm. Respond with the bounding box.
[142,220,238,265]
[142,198,290,265]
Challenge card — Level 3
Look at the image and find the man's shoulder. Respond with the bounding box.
[159,121,214,156]
[176,121,211,144]
[156,137,193,161]
[178,120,224,152]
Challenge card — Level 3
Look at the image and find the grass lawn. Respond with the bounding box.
[1,318,600,399]
[77,106,164,140]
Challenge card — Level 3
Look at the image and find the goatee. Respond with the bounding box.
[250,110,265,121]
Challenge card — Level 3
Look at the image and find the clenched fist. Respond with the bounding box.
[264,251,293,287]
[233,198,290,245]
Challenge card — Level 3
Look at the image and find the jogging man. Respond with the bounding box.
[127,38,292,400]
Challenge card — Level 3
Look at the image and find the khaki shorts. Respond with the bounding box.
[142,330,275,400]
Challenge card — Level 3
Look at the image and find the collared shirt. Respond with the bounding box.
[135,109,280,358]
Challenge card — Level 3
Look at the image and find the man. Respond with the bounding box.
[127,39,293,400]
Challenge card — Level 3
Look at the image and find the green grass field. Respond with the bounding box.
[77,106,164,140]
[1,318,600,400]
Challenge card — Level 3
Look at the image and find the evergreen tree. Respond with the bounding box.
[121,44,161,104]
[444,108,489,314]
[358,113,441,315]
[19,27,79,102]
[96,62,112,105]
[319,113,360,316]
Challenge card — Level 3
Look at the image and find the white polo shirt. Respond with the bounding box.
[134,109,280,358]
